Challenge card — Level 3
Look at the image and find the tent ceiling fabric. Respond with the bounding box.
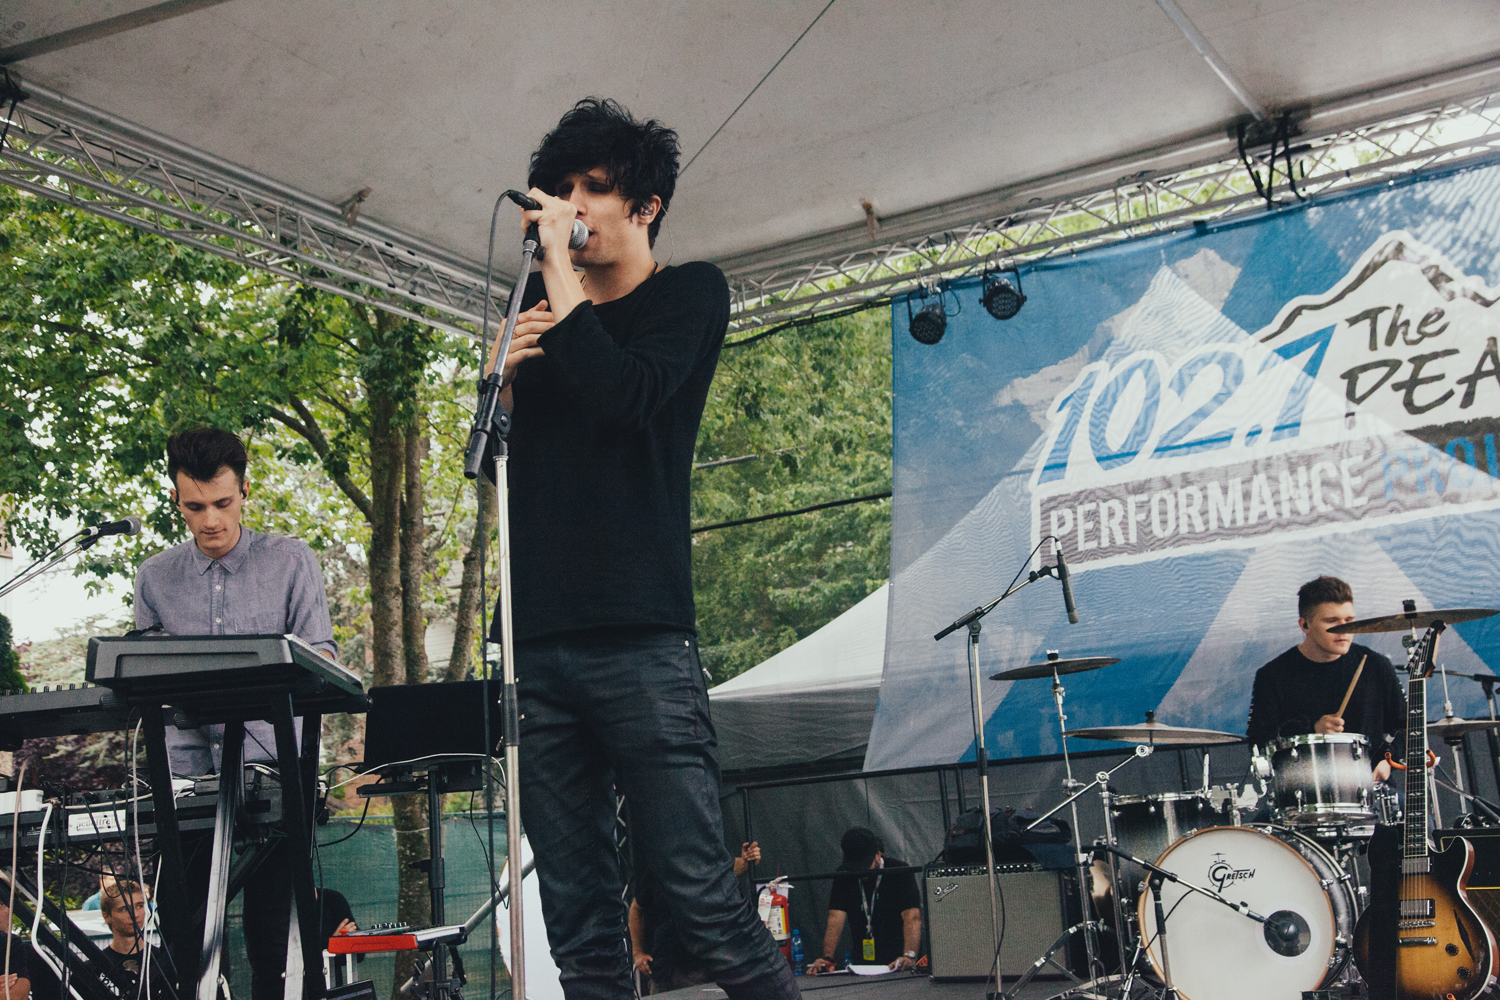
[4,0,1500,289]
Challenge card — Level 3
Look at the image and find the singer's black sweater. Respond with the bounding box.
[488,262,729,644]
[1246,643,1406,763]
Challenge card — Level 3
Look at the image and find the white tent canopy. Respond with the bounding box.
[4,1,1500,335]
[708,583,886,771]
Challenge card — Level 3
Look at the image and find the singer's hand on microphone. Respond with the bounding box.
[522,188,580,259]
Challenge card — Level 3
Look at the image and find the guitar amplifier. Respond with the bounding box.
[924,864,1079,980]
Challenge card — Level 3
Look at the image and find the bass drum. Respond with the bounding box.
[1137,825,1354,1000]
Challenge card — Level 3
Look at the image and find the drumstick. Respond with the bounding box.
[1335,655,1367,719]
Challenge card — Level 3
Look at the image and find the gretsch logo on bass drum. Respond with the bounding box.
[932,883,960,903]
[1207,852,1256,891]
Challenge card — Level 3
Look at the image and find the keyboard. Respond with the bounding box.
[0,684,132,750]
[86,633,366,719]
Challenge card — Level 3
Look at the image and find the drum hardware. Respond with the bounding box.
[932,547,1081,1000]
[1003,746,1153,1000]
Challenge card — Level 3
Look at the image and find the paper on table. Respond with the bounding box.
[849,965,891,976]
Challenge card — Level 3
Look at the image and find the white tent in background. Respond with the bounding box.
[708,584,888,773]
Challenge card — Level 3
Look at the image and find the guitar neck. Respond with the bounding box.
[1404,672,1429,859]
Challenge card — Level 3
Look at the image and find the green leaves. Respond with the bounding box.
[691,309,892,683]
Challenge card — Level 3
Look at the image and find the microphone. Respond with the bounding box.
[81,516,142,540]
[505,190,589,249]
[1056,546,1078,624]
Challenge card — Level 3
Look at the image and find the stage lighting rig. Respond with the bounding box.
[981,266,1027,321]
[907,284,958,345]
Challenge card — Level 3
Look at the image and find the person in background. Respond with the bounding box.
[630,843,761,994]
[806,829,920,974]
[0,897,32,1000]
[96,881,167,1000]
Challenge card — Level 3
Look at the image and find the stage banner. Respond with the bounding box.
[867,158,1500,770]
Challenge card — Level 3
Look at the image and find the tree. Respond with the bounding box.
[0,187,489,989]
[691,309,893,682]
[0,612,27,692]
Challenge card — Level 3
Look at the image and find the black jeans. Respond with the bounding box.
[517,628,799,1000]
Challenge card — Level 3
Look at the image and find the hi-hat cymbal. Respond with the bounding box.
[1428,717,1500,742]
[1066,721,1243,746]
[1330,607,1497,634]
[991,655,1120,682]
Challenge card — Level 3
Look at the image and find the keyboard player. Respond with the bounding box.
[133,428,338,1000]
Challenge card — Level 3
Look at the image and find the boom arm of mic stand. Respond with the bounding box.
[1092,842,1268,926]
[1024,746,1150,831]
[933,570,1050,641]
[0,536,88,602]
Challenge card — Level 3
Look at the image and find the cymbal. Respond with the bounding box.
[1427,717,1500,741]
[1330,607,1498,634]
[991,655,1120,681]
[1066,721,1243,746]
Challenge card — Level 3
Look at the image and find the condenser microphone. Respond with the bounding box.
[81,516,142,540]
[1056,547,1079,624]
[504,190,589,248]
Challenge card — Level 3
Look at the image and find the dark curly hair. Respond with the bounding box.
[528,98,680,247]
[1298,575,1353,619]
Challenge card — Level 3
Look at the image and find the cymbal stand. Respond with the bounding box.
[1048,660,1105,985]
[1006,749,1152,1000]
[934,548,1069,1000]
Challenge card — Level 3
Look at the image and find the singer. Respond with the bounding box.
[484,99,798,1000]
[133,427,338,1000]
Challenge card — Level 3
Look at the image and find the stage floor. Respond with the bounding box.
[656,970,1080,1000]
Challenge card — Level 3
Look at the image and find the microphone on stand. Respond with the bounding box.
[504,190,589,249]
[1056,546,1079,624]
[80,516,142,540]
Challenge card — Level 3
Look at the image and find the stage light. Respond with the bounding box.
[981,267,1027,321]
[907,285,957,345]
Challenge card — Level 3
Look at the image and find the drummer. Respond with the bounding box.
[1247,575,1405,784]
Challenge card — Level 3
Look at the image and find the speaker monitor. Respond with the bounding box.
[924,864,1078,980]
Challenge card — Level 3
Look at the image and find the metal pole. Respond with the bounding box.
[966,624,1003,1000]
[494,444,526,1000]
[1050,669,1103,984]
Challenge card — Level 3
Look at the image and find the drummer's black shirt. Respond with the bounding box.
[1247,643,1406,763]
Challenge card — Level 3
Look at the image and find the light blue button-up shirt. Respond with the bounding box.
[133,526,338,776]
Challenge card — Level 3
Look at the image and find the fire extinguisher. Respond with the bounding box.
[756,877,792,963]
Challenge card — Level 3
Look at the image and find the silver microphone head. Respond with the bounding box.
[122,515,143,536]
[569,219,589,250]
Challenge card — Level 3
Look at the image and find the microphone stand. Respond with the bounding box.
[1091,843,1277,1000]
[0,529,94,602]
[462,215,545,1000]
[932,549,1069,1000]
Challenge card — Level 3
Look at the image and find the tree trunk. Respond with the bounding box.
[401,427,430,684]
[445,477,496,681]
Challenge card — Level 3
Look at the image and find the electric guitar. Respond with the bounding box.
[1353,621,1496,999]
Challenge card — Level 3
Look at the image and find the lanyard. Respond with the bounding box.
[858,872,883,933]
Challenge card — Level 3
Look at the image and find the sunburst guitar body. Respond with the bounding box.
[1351,620,1497,1000]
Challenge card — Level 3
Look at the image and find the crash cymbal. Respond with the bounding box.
[1427,717,1500,741]
[991,654,1120,681]
[1330,607,1497,634]
[1066,717,1243,746]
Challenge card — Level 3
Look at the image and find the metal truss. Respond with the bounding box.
[724,89,1500,338]
[0,80,500,342]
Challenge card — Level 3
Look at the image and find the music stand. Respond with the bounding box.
[360,682,506,1000]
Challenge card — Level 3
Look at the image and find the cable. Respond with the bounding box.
[690,491,891,535]
[316,798,371,848]
[326,753,490,792]
[681,0,836,174]
[29,804,65,986]
[6,759,28,1000]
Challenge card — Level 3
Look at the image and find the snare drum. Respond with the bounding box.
[1138,825,1355,1000]
[1269,733,1376,825]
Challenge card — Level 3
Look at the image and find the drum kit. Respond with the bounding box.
[986,604,1500,1000]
